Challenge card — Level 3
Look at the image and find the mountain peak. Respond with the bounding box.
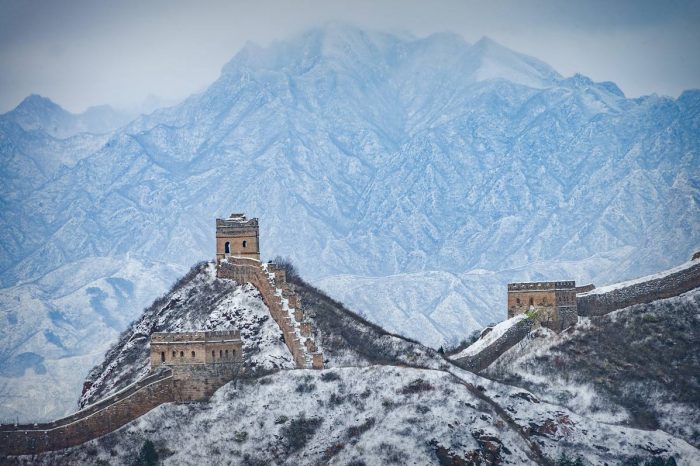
[11,94,70,116]
[468,35,561,88]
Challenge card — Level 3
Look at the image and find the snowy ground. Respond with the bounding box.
[12,365,698,466]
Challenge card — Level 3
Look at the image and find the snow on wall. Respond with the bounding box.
[577,257,700,316]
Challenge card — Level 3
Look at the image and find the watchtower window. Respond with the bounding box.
[220,350,223,358]
[180,351,184,358]
[224,242,231,254]
[160,352,165,362]
[516,298,520,305]
[191,351,196,358]
[529,297,534,306]
[172,351,176,358]
[225,349,229,358]
[242,240,248,248]
[212,350,215,359]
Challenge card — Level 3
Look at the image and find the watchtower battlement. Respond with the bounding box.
[507,281,575,291]
[150,330,242,368]
[216,213,260,261]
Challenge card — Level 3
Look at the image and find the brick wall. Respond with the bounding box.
[0,363,242,457]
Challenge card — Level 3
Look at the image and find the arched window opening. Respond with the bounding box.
[242,240,247,248]
[516,298,520,305]
[161,352,165,362]
[191,351,196,358]
[529,297,534,306]
[224,242,231,254]
[172,351,176,358]
[225,349,229,358]
[180,351,184,358]
[212,350,215,359]
[220,350,223,358]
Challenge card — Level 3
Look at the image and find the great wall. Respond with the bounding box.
[451,253,700,372]
[1,210,697,457]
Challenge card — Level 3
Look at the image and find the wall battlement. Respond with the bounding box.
[577,256,700,316]
[507,281,575,291]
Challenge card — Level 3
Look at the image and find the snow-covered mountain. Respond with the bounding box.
[9,263,698,465]
[1,23,699,420]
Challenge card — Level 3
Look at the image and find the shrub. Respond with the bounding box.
[401,378,434,395]
[270,256,299,281]
[346,418,375,438]
[296,381,316,393]
[321,371,341,382]
[274,415,289,424]
[281,415,323,452]
[234,431,248,443]
[329,392,346,406]
[134,440,158,466]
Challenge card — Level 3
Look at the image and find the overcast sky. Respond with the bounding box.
[1,0,699,113]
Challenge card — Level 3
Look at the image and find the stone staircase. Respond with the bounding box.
[217,257,324,369]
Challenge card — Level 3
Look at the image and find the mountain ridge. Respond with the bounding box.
[1,23,699,422]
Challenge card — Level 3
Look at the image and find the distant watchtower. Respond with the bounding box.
[507,281,578,332]
[216,213,260,261]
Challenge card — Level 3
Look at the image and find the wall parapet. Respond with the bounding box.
[577,259,700,316]
[508,281,575,291]
[452,318,534,372]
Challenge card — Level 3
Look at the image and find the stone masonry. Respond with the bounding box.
[577,254,700,317]
[150,330,242,368]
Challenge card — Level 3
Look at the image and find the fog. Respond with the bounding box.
[1,0,699,112]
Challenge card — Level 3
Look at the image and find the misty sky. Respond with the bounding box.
[1,0,699,113]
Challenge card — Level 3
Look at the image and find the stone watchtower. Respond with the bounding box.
[507,281,578,332]
[216,213,260,261]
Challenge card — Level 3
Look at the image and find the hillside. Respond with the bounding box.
[81,261,446,406]
[485,290,700,448]
[482,265,700,449]
[4,260,699,465]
